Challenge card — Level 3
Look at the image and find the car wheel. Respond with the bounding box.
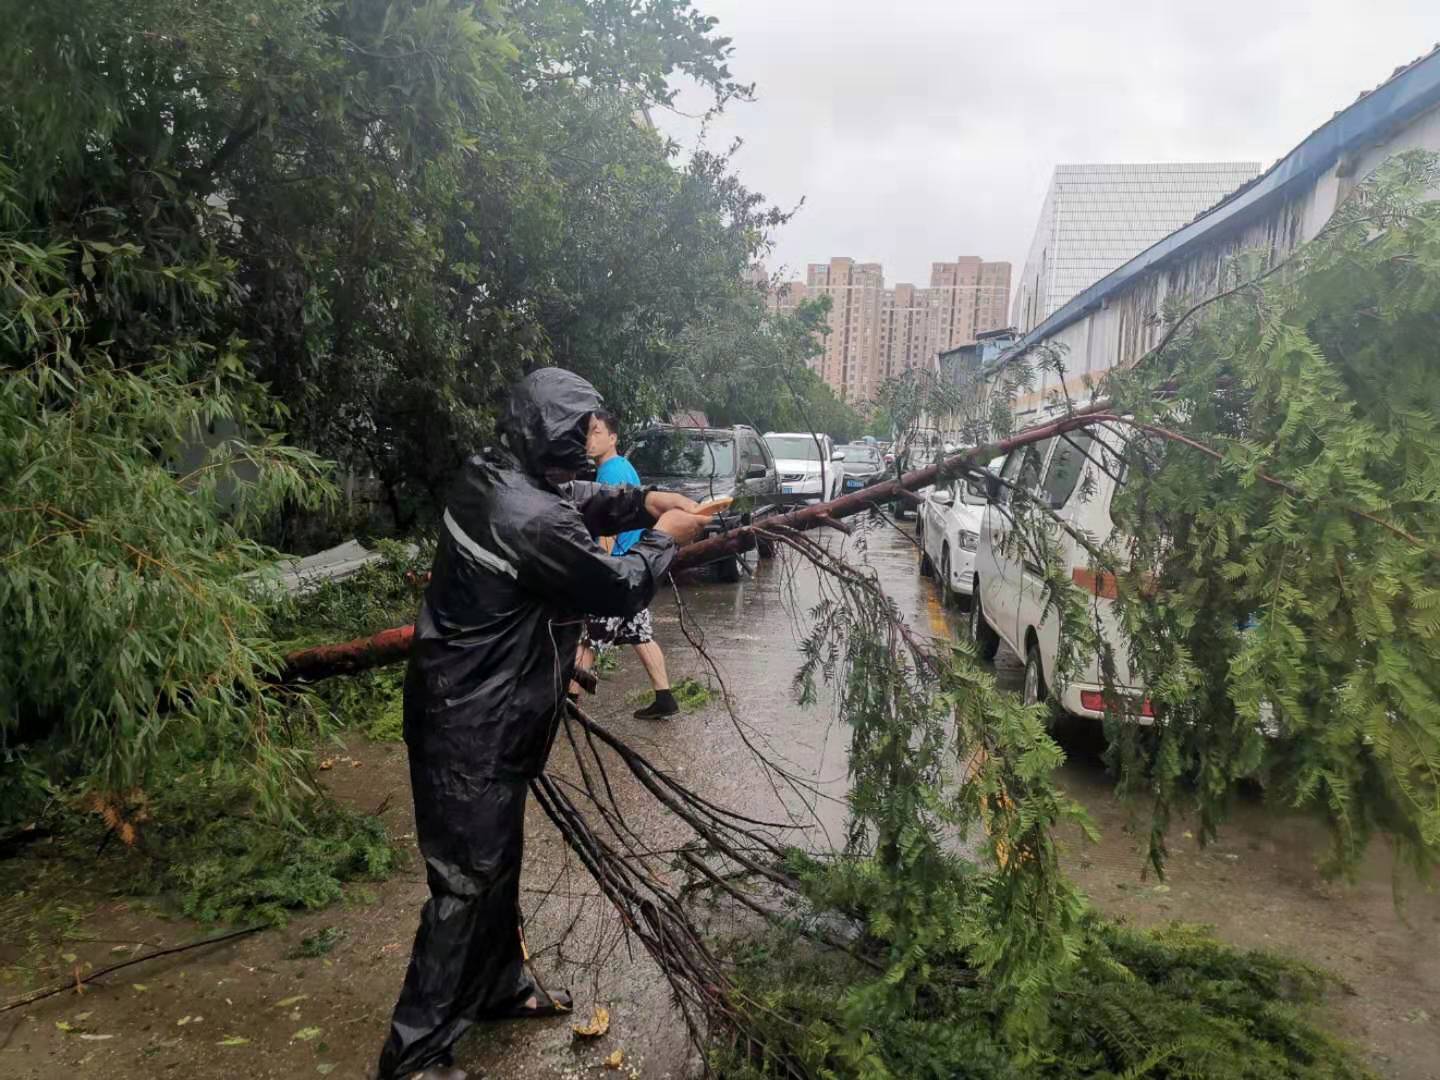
[1022,640,1057,721]
[940,547,954,607]
[918,523,934,577]
[756,536,775,560]
[969,584,1000,661]
[715,555,742,583]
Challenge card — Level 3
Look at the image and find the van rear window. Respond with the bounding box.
[1040,434,1095,508]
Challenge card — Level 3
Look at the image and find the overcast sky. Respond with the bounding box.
[654,1,1438,286]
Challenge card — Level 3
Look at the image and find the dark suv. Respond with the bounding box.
[628,424,779,581]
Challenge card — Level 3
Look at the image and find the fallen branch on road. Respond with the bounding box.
[0,924,266,1013]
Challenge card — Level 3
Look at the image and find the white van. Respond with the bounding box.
[968,430,1148,720]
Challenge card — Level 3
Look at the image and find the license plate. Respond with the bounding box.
[781,484,797,493]
[844,479,862,490]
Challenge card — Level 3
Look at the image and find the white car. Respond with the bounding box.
[764,432,844,502]
[969,431,1148,721]
[917,474,987,608]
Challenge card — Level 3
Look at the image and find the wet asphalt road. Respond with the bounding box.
[7,518,1438,1079]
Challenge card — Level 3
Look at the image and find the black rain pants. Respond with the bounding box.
[376,670,533,1077]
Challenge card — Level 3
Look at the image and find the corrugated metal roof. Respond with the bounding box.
[990,44,1440,374]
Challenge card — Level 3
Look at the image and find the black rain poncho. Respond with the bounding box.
[378,368,676,1078]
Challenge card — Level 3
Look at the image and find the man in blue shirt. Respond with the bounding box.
[576,410,679,718]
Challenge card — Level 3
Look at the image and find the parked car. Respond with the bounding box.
[969,429,1147,720]
[896,430,944,518]
[917,469,990,608]
[763,432,845,503]
[629,424,779,582]
[835,443,886,492]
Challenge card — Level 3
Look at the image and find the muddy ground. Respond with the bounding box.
[3,523,1437,1079]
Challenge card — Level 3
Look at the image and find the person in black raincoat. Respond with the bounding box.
[377,368,705,1080]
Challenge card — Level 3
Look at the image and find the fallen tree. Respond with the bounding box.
[277,411,1102,683]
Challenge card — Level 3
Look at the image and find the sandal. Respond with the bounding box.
[483,983,573,1020]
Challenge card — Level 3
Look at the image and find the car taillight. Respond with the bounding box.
[1080,690,1154,717]
[1071,567,1119,599]
[1072,568,1155,599]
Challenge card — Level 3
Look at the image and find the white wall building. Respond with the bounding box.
[1010,162,1262,334]
[991,45,1440,424]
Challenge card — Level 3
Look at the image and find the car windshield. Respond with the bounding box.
[766,436,826,461]
[629,431,736,478]
[838,445,880,470]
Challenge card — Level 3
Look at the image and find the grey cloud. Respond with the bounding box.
[657,0,1437,285]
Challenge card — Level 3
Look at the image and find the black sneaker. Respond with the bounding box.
[634,690,679,720]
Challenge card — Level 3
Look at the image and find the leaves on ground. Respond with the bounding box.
[573,1005,610,1038]
[290,927,346,958]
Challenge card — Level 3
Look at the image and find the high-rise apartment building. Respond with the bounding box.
[770,256,1011,402]
[1011,162,1261,333]
[923,258,1012,361]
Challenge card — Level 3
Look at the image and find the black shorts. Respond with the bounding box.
[584,608,654,649]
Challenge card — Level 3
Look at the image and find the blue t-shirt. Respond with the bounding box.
[595,454,644,555]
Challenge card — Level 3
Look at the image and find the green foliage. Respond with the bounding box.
[731,167,1440,1066]
[0,0,781,524]
[897,152,1440,884]
[7,765,397,933]
[0,0,802,822]
[360,674,407,743]
[0,168,333,826]
[593,647,621,678]
[672,676,715,710]
[291,925,347,959]
[626,675,714,710]
[717,914,1368,1079]
[272,540,432,647]
[686,293,866,442]
[784,563,1091,1062]
[153,781,396,926]
[1095,152,1440,878]
[0,0,802,532]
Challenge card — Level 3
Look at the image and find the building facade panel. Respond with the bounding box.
[1011,162,1262,333]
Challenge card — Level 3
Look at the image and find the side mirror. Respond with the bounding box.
[930,489,954,506]
[832,451,845,461]
[745,464,768,480]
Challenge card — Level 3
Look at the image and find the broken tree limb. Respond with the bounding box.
[276,412,1108,683]
[0,924,266,1013]
[279,623,415,682]
[287,402,1421,685]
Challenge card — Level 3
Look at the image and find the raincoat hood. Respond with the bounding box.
[497,367,604,477]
